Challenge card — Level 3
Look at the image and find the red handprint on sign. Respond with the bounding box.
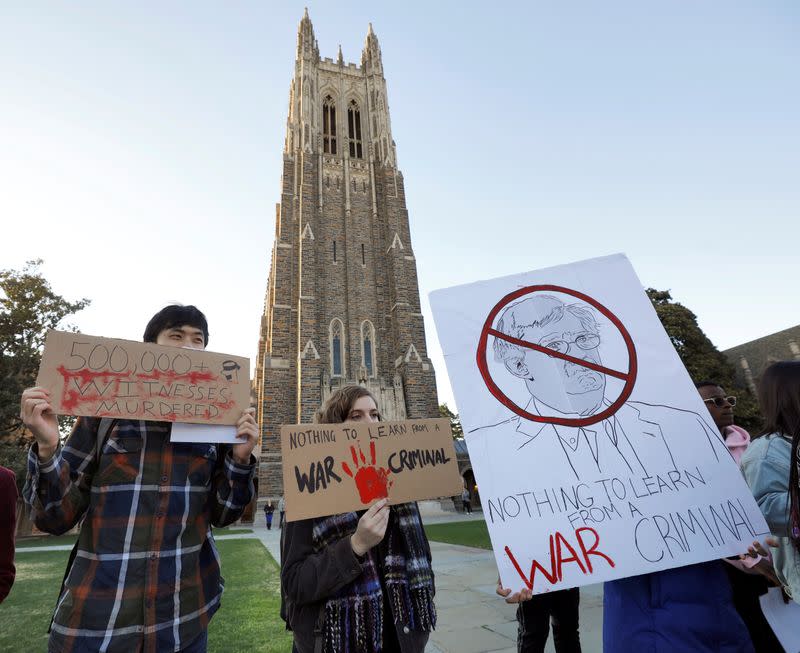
[341,441,393,503]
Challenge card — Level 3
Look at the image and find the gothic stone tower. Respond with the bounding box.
[254,11,439,498]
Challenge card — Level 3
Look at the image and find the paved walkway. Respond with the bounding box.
[251,512,604,653]
[18,512,604,652]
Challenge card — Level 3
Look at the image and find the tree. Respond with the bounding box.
[438,403,463,440]
[0,260,90,489]
[646,288,760,431]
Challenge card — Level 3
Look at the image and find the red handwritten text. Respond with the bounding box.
[505,527,615,591]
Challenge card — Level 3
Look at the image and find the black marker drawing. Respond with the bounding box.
[221,360,241,382]
[472,294,730,481]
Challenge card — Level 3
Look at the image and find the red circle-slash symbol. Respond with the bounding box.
[476,285,637,427]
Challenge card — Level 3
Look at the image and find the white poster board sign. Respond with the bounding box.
[430,254,769,594]
[169,422,239,444]
[759,587,800,652]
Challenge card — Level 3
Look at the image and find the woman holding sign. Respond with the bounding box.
[280,385,436,653]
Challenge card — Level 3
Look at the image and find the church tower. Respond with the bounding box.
[255,11,439,497]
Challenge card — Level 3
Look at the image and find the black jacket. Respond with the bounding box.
[280,516,431,653]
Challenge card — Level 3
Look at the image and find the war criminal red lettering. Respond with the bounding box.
[505,527,615,591]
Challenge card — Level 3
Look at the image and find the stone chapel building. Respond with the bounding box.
[254,11,440,499]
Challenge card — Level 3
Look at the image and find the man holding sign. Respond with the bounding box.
[21,305,258,653]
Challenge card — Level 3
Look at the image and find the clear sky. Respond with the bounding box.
[2,2,798,412]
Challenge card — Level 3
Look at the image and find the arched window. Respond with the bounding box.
[330,319,344,376]
[323,96,337,155]
[361,320,376,378]
[348,100,363,159]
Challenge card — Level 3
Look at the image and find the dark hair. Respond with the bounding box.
[695,380,723,390]
[757,361,800,551]
[315,385,380,424]
[143,305,209,346]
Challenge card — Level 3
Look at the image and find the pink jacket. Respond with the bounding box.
[721,425,763,570]
[723,424,751,465]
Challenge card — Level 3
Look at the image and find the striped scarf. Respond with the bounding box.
[312,502,436,653]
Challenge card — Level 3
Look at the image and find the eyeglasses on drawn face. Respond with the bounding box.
[703,396,737,408]
[541,333,601,356]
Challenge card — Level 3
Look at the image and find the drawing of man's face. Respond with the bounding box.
[520,312,606,416]
[494,296,607,417]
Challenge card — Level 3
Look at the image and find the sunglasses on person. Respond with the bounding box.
[703,396,737,408]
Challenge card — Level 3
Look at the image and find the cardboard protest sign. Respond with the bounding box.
[37,330,250,425]
[281,418,463,521]
[429,254,769,594]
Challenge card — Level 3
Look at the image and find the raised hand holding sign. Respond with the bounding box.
[430,254,771,594]
[280,418,462,522]
[36,331,250,425]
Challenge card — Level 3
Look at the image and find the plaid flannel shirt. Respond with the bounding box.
[23,417,255,653]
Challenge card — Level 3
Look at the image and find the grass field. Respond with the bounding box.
[15,533,81,548]
[424,519,492,550]
[15,527,254,549]
[0,539,291,652]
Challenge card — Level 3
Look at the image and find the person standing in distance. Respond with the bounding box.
[264,500,275,530]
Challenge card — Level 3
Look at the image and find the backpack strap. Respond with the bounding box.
[95,417,116,466]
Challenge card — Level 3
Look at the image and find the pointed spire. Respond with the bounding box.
[365,22,379,48]
[362,21,382,68]
[337,44,344,65]
[298,6,313,33]
[296,8,318,60]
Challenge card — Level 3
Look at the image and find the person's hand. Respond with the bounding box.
[752,558,782,587]
[350,498,389,556]
[740,538,782,586]
[232,408,258,464]
[743,540,772,559]
[20,387,60,460]
[496,576,532,603]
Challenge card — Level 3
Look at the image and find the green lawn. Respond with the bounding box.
[209,540,292,652]
[214,527,254,536]
[0,549,66,652]
[424,519,492,550]
[1,539,291,653]
[16,527,254,549]
[15,533,80,548]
